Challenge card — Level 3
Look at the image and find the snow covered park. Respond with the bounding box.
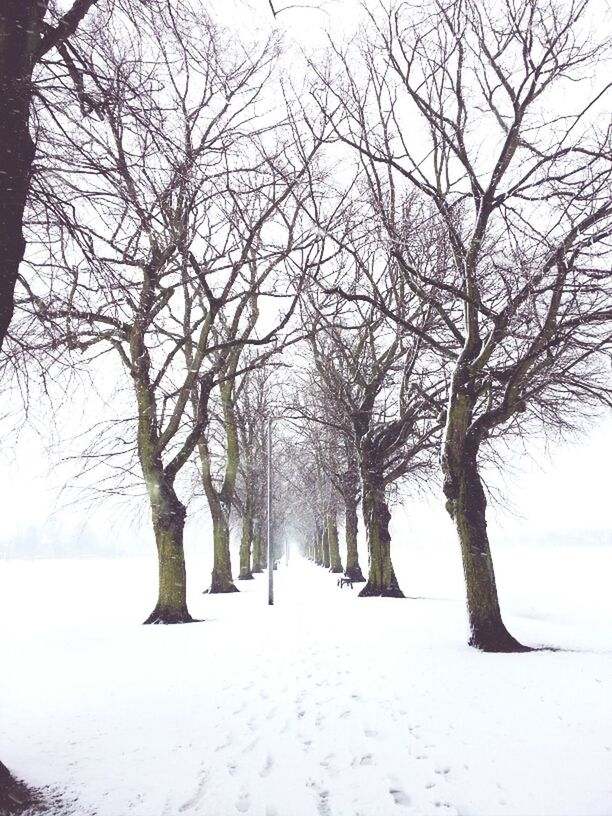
[2,533,611,816]
[2,2,612,814]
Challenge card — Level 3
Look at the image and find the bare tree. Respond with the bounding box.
[291,375,365,578]
[0,0,103,351]
[26,3,319,622]
[299,269,443,596]
[316,0,612,649]
[191,169,324,593]
[233,364,276,579]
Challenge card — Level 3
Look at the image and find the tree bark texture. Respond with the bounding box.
[314,522,323,565]
[0,2,46,349]
[322,523,330,568]
[0,759,37,813]
[206,507,238,593]
[199,383,239,594]
[238,511,254,580]
[442,374,528,651]
[251,526,263,573]
[359,469,403,598]
[343,494,365,582]
[142,473,193,624]
[327,512,343,573]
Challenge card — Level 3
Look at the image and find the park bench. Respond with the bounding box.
[337,577,353,589]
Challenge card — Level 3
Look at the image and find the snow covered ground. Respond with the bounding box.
[1,534,611,816]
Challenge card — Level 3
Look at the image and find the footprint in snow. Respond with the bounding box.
[364,729,379,738]
[227,761,238,777]
[260,755,274,778]
[236,792,250,813]
[320,753,338,777]
[241,738,259,753]
[389,787,412,807]
[309,783,331,816]
[351,754,374,767]
[178,769,207,812]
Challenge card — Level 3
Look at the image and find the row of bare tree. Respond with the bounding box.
[281,0,612,654]
[3,0,612,654]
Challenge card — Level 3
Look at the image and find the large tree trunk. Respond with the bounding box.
[1,4,42,802]
[0,3,47,349]
[207,507,238,593]
[199,380,240,593]
[359,470,403,598]
[143,476,193,624]
[321,522,330,568]
[327,512,343,573]
[443,428,528,651]
[0,760,36,813]
[343,493,365,582]
[442,359,527,652]
[238,511,253,580]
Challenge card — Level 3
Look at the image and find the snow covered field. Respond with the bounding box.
[1,534,611,816]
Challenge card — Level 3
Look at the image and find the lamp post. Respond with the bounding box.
[267,416,273,606]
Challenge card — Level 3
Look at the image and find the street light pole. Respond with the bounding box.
[267,416,273,606]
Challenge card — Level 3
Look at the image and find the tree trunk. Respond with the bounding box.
[143,478,193,624]
[207,508,238,593]
[198,443,238,593]
[344,494,365,582]
[322,522,330,568]
[327,512,343,573]
[238,511,253,580]
[443,430,528,652]
[1,6,54,805]
[314,522,323,565]
[251,526,263,573]
[0,2,47,349]
[359,471,403,598]
[0,759,36,813]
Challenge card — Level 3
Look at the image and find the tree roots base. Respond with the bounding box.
[358,583,405,598]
